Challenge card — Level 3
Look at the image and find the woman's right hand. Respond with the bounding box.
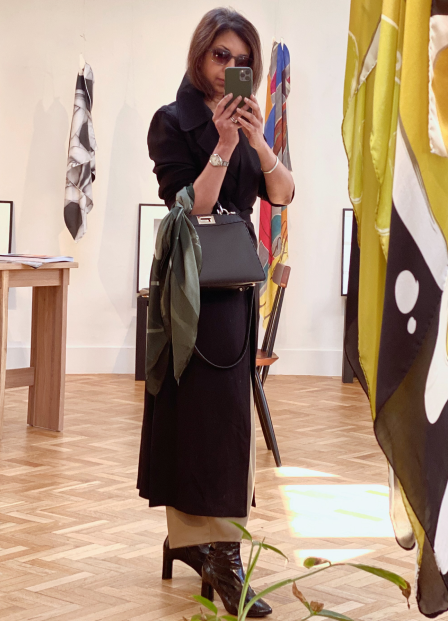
[212,94,242,153]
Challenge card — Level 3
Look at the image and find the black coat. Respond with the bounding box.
[146,74,271,239]
[137,75,268,517]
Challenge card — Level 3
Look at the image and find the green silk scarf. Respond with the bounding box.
[145,185,202,395]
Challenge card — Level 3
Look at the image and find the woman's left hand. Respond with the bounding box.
[235,95,266,152]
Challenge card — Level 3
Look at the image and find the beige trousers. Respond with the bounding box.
[166,385,256,548]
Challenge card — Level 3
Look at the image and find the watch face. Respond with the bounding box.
[210,154,222,166]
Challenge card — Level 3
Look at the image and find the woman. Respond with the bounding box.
[137,8,294,617]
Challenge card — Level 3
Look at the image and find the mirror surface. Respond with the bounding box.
[0,202,12,254]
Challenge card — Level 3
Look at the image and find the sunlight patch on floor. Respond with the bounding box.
[281,484,395,538]
[275,466,338,478]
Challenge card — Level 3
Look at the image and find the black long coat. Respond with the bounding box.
[137,75,270,517]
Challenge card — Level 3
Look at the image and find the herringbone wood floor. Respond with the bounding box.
[0,375,446,621]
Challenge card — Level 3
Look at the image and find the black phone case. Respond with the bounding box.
[225,67,253,112]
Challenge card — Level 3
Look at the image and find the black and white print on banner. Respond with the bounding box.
[64,63,97,241]
[376,119,448,589]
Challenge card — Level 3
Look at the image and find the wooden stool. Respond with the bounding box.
[255,263,292,467]
[0,262,78,439]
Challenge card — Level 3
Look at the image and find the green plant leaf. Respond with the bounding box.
[400,580,412,608]
[192,595,218,614]
[241,577,296,620]
[192,613,216,621]
[228,521,252,541]
[292,582,310,610]
[315,610,356,620]
[239,542,262,617]
[261,542,288,560]
[310,601,325,613]
[303,557,331,569]
[220,616,237,620]
[346,564,408,589]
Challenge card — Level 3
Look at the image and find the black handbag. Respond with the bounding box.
[188,211,265,288]
[188,209,263,369]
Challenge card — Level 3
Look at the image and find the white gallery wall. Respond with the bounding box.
[0,0,352,375]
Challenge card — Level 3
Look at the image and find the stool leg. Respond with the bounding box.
[261,364,270,386]
[0,272,9,440]
[254,368,272,450]
[254,369,282,466]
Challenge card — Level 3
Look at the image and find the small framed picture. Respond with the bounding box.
[341,208,354,296]
[0,201,13,254]
[137,203,167,293]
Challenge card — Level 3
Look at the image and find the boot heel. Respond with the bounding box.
[162,555,173,580]
[201,580,214,601]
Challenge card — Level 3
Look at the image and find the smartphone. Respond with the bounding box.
[225,67,253,113]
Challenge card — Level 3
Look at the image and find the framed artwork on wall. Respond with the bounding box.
[0,201,13,254]
[341,208,353,296]
[137,203,167,293]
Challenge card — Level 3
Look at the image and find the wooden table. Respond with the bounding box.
[0,262,78,438]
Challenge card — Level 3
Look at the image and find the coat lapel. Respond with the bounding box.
[176,74,240,180]
[176,74,211,131]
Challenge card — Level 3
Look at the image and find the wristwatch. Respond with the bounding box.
[209,153,230,167]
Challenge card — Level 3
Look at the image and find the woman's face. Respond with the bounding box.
[201,30,251,100]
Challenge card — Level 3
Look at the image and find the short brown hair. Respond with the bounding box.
[187,8,263,100]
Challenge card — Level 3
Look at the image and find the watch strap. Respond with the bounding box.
[209,153,230,167]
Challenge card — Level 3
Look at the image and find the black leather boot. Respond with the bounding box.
[201,542,272,618]
[162,536,210,579]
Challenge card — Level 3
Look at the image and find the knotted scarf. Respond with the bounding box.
[145,185,202,395]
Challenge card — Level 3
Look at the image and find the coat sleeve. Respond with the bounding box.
[148,108,197,208]
[257,171,270,203]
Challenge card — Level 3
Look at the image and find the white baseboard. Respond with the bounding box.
[6,346,343,376]
[6,346,136,374]
[269,348,343,376]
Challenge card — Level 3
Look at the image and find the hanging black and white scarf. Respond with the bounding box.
[64,62,97,240]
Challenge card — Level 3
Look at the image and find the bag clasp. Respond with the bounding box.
[197,215,216,225]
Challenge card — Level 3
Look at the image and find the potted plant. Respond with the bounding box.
[186,524,411,621]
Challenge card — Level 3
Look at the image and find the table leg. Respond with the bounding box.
[0,271,9,439]
[28,270,68,431]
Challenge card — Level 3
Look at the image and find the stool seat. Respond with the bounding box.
[256,350,278,367]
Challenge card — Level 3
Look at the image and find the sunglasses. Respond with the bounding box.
[209,47,252,68]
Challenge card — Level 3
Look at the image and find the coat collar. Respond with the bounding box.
[176,73,241,175]
[176,73,212,132]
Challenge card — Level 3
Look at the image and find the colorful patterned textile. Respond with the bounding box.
[258,41,291,327]
[429,0,448,156]
[64,63,97,241]
[343,0,448,615]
